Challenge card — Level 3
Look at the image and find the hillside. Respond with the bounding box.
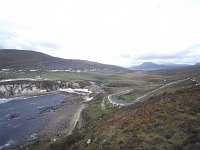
[55,80,199,150]
[0,49,126,71]
[131,62,190,70]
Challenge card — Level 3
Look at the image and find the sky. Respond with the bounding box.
[0,0,200,67]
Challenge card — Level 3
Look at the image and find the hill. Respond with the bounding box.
[130,62,190,70]
[195,62,200,65]
[0,49,126,71]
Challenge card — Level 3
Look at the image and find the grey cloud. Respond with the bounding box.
[34,41,60,49]
[0,32,17,49]
[0,32,17,41]
[0,31,60,50]
[0,44,5,49]
[139,53,179,60]
[0,20,60,50]
[121,54,132,59]
[115,54,132,59]
[23,41,60,50]
[114,44,200,67]
[126,44,200,66]
[0,20,25,31]
[137,44,200,61]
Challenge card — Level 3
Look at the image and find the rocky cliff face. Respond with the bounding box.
[0,80,80,98]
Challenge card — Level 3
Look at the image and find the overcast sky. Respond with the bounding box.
[0,0,200,67]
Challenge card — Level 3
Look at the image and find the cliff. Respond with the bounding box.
[0,79,80,98]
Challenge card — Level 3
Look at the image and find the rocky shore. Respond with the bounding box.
[35,96,86,141]
[0,78,103,150]
[28,88,96,142]
[0,78,80,98]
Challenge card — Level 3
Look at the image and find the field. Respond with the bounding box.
[1,66,199,150]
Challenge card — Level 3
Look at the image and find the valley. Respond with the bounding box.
[0,50,199,150]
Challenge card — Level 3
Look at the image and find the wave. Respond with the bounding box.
[0,94,59,104]
[0,95,39,104]
[0,139,15,150]
[0,97,26,104]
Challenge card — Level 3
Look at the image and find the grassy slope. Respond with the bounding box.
[47,78,200,150]
[0,49,126,71]
[0,71,124,82]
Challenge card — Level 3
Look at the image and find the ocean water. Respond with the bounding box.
[0,93,72,150]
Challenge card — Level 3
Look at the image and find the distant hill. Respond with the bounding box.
[130,62,190,70]
[195,62,200,65]
[0,49,126,71]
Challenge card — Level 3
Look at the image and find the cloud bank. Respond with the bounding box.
[0,0,200,67]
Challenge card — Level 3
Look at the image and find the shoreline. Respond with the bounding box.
[0,80,99,149]
[0,87,92,103]
[23,96,90,146]
[19,91,93,147]
[0,93,73,150]
[0,91,62,104]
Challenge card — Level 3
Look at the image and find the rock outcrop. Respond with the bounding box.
[0,80,80,98]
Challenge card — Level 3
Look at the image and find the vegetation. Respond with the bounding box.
[46,76,200,150]
[116,87,156,101]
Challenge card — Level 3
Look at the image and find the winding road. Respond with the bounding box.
[108,79,189,106]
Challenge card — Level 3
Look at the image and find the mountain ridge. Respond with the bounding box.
[0,49,127,71]
[195,62,200,65]
[130,62,191,70]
